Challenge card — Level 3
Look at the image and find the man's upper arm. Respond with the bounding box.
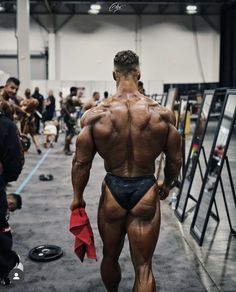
[163,123,182,184]
[74,124,96,168]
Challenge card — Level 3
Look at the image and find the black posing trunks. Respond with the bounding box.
[104,173,156,210]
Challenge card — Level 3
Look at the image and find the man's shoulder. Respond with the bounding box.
[81,105,109,127]
[157,106,175,125]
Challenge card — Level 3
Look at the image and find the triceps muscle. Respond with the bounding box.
[163,124,182,185]
[71,126,96,197]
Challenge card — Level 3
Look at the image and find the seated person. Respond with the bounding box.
[43,120,59,148]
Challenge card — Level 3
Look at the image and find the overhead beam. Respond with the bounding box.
[130,4,148,14]
[31,15,50,33]
[159,4,169,14]
[54,14,75,33]
[44,0,52,13]
[201,15,219,32]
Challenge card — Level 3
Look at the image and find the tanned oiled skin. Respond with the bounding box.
[81,94,178,177]
[71,78,181,292]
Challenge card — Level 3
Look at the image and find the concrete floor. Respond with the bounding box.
[3,120,236,292]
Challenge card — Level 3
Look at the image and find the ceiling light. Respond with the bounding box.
[88,3,101,14]
[186,5,198,15]
[90,4,101,10]
[88,9,99,15]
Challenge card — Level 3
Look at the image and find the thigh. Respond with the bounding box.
[127,185,161,264]
[98,182,127,258]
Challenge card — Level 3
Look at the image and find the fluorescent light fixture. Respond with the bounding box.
[88,3,101,14]
[88,9,99,15]
[186,4,198,14]
[90,4,101,10]
[0,4,5,12]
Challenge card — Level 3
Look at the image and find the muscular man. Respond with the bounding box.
[70,50,181,292]
[62,87,81,155]
[0,77,25,121]
[0,77,20,103]
[20,89,42,154]
[82,91,100,112]
[32,87,44,134]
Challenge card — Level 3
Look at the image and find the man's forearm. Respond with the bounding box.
[164,158,181,186]
[71,160,92,201]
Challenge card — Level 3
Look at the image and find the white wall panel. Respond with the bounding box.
[0,13,220,91]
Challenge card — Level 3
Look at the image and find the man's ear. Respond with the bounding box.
[137,69,141,80]
[112,71,116,81]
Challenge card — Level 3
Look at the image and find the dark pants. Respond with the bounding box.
[64,117,76,152]
[34,113,41,134]
[0,188,18,278]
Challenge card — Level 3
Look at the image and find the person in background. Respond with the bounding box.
[138,80,146,95]
[43,120,59,148]
[6,193,22,213]
[82,91,100,112]
[59,91,64,109]
[32,87,44,135]
[104,91,109,99]
[0,77,25,121]
[0,102,24,285]
[43,90,56,123]
[62,87,79,155]
[0,77,20,104]
[20,89,42,155]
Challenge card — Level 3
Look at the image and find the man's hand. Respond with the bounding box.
[157,182,170,200]
[70,197,86,211]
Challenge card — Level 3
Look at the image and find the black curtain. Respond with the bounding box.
[220,3,236,87]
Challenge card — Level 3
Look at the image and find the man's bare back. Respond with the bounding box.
[81,93,179,178]
[71,50,181,292]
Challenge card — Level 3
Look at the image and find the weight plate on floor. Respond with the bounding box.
[39,174,54,181]
[28,245,63,262]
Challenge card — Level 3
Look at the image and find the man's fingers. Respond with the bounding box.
[70,199,86,211]
[158,188,169,200]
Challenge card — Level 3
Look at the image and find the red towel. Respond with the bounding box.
[69,207,97,262]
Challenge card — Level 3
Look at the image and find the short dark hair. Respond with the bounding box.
[114,50,139,76]
[25,88,31,99]
[104,91,109,98]
[70,87,77,96]
[6,77,20,86]
[7,193,22,209]
[93,91,99,97]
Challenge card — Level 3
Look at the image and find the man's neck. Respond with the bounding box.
[117,77,138,95]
